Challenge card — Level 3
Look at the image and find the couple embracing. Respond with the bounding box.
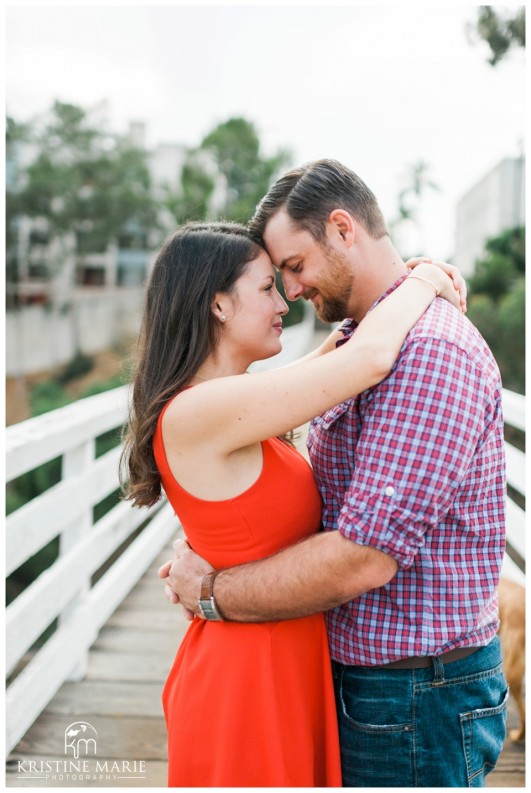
[122,159,507,787]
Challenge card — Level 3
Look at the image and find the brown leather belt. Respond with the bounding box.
[359,646,479,670]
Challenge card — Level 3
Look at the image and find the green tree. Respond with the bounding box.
[468,6,525,66]
[6,117,32,307]
[200,117,291,221]
[11,101,159,288]
[163,118,290,226]
[497,280,525,390]
[468,226,524,300]
[163,156,216,224]
[396,160,440,224]
[389,160,440,257]
[466,226,525,393]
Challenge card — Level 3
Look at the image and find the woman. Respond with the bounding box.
[121,222,463,787]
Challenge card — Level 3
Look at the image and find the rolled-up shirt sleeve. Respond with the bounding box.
[337,336,493,569]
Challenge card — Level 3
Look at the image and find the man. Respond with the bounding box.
[160,159,507,786]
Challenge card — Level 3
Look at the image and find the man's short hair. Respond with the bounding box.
[250,159,388,244]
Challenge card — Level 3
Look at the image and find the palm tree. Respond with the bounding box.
[390,160,440,256]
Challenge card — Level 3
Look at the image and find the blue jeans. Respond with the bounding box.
[332,637,508,787]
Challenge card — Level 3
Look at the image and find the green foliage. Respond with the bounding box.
[468,226,524,301]
[164,117,292,226]
[30,380,72,416]
[466,226,525,394]
[6,457,63,517]
[469,253,519,302]
[6,537,61,606]
[201,117,291,221]
[484,225,525,273]
[164,157,216,223]
[10,101,160,276]
[7,369,126,519]
[6,369,128,604]
[497,280,525,391]
[466,293,499,350]
[57,352,94,384]
[469,6,525,66]
[81,375,124,399]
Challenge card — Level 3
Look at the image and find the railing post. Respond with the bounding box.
[59,437,96,680]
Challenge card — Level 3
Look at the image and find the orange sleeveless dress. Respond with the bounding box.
[153,407,342,787]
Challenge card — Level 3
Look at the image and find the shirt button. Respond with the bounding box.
[385,486,395,497]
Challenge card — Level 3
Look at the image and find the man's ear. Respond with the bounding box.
[327,209,356,248]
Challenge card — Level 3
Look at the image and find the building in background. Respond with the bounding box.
[454,155,525,277]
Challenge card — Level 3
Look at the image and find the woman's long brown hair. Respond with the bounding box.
[120,222,263,508]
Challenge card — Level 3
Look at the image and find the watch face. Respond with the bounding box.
[199,598,222,621]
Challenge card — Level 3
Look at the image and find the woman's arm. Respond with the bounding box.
[165,263,460,454]
[283,258,466,366]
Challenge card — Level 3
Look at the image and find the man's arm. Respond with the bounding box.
[163,531,398,621]
[162,330,489,622]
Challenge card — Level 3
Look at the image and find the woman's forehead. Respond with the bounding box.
[246,250,275,276]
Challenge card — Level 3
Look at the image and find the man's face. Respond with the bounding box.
[263,209,354,323]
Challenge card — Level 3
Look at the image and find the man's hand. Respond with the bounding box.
[157,538,214,621]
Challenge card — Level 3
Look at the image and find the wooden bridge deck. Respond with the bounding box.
[6,543,525,788]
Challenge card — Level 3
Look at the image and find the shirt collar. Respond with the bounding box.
[337,275,408,345]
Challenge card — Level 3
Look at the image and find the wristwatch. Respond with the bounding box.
[198,571,225,621]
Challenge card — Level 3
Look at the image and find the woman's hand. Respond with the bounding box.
[405,257,467,313]
[158,538,200,621]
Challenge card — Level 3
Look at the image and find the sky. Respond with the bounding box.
[4,1,526,258]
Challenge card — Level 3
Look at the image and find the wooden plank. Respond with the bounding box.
[44,680,166,718]
[13,713,167,760]
[505,443,526,496]
[105,608,183,631]
[6,499,164,675]
[6,386,128,482]
[502,388,525,433]
[6,445,122,575]
[93,624,186,654]
[118,594,175,611]
[6,505,176,754]
[501,553,526,586]
[505,498,526,563]
[125,580,172,598]
[86,650,174,683]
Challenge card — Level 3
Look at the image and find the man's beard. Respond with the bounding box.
[310,247,353,323]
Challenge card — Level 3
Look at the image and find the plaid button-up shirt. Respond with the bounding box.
[307,279,506,666]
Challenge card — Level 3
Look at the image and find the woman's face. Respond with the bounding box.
[224,251,289,364]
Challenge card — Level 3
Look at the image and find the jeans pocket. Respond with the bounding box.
[460,685,509,786]
[336,671,415,786]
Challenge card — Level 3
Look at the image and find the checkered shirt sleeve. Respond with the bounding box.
[337,336,496,568]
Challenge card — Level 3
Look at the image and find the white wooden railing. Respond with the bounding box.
[5,314,524,754]
[500,389,526,586]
